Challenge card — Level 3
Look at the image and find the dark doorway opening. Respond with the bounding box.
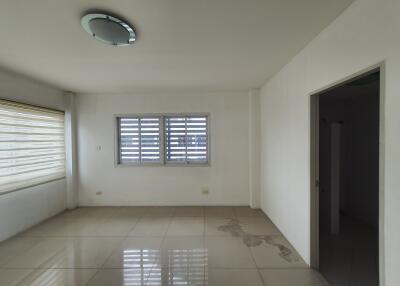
[318,71,380,286]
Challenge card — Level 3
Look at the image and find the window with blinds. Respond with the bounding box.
[117,114,209,166]
[0,99,66,194]
[165,115,208,164]
[117,116,161,164]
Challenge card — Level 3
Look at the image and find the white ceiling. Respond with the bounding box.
[0,0,353,94]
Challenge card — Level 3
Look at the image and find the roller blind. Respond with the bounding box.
[118,116,161,164]
[0,100,66,194]
[165,115,208,164]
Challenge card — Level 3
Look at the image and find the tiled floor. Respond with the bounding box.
[0,207,329,285]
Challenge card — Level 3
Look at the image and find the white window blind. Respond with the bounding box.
[165,115,208,164]
[118,117,161,164]
[0,99,66,194]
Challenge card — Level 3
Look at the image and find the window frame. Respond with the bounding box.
[164,114,210,166]
[114,113,210,167]
[116,114,164,166]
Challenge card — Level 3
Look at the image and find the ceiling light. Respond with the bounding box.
[81,12,136,46]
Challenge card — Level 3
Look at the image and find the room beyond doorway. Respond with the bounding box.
[310,67,382,286]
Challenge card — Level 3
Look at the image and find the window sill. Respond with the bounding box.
[115,163,210,168]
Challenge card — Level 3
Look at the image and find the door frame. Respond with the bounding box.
[309,62,385,286]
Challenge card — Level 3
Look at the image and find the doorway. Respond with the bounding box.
[310,67,382,286]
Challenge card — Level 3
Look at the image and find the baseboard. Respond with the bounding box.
[78,202,250,207]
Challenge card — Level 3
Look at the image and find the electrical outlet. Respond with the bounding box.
[96,191,103,196]
[201,187,209,195]
[96,145,102,151]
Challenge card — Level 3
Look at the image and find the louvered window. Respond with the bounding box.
[165,115,208,164]
[0,99,65,194]
[117,116,161,164]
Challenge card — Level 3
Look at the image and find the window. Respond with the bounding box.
[0,99,66,194]
[117,116,161,164]
[165,116,208,164]
[116,114,209,166]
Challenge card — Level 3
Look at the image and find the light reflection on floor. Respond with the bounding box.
[0,207,329,285]
[123,249,160,268]
[123,248,208,285]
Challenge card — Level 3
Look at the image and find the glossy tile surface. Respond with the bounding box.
[129,217,171,237]
[250,235,307,268]
[0,207,329,285]
[207,269,264,286]
[29,269,97,286]
[147,267,206,286]
[260,269,330,286]
[88,269,152,286]
[103,237,163,269]
[205,236,256,268]
[166,217,204,236]
[0,269,35,286]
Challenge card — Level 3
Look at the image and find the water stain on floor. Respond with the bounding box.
[217,218,298,262]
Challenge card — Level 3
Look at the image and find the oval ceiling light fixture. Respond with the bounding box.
[81,12,136,46]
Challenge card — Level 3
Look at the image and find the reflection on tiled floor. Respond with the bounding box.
[0,207,328,285]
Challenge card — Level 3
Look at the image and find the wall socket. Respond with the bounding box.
[96,191,103,196]
[201,187,209,195]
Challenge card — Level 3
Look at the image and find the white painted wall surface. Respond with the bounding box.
[248,89,261,208]
[76,92,250,206]
[260,0,400,284]
[0,180,66,241]
[0,67,67,241]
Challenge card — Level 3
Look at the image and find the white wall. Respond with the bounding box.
[259,0,400,284]
[76,92,250,206]
[248,89,261,208]
[0,67,68,241]
[0,180,66,241]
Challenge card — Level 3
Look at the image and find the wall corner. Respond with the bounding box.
[249,88,261,209]
[64,91,78,210]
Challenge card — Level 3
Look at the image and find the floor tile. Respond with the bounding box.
[238,217,281,235]
[249,235,307,268]
[207,269,264,286]
[61,207,111,220]
[146,267,205,286]
[160,237,206,268]
[204,207,235,218]
[21,217,101,237]
[94,217,139,236]
[4,237,71,268]
[174,207,204,217]
[143,207,176,217]
[166,217,204,236]
[4,237,122,269]
[260,269,329,286]
[103,237,163,269]
[0,237,42,267]
[0,269,36,286]
[233,207,266,218]
[87,268,151,286]
[0,207,322,286]
[19,218,70,237]
[205,218,236,236]
[129,217,171,236]
[29,269,97,286]
[205,236,256,268]
[112,207,149,218]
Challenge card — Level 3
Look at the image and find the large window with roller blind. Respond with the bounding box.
[0,99,65,194]
[116,114,209,166]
